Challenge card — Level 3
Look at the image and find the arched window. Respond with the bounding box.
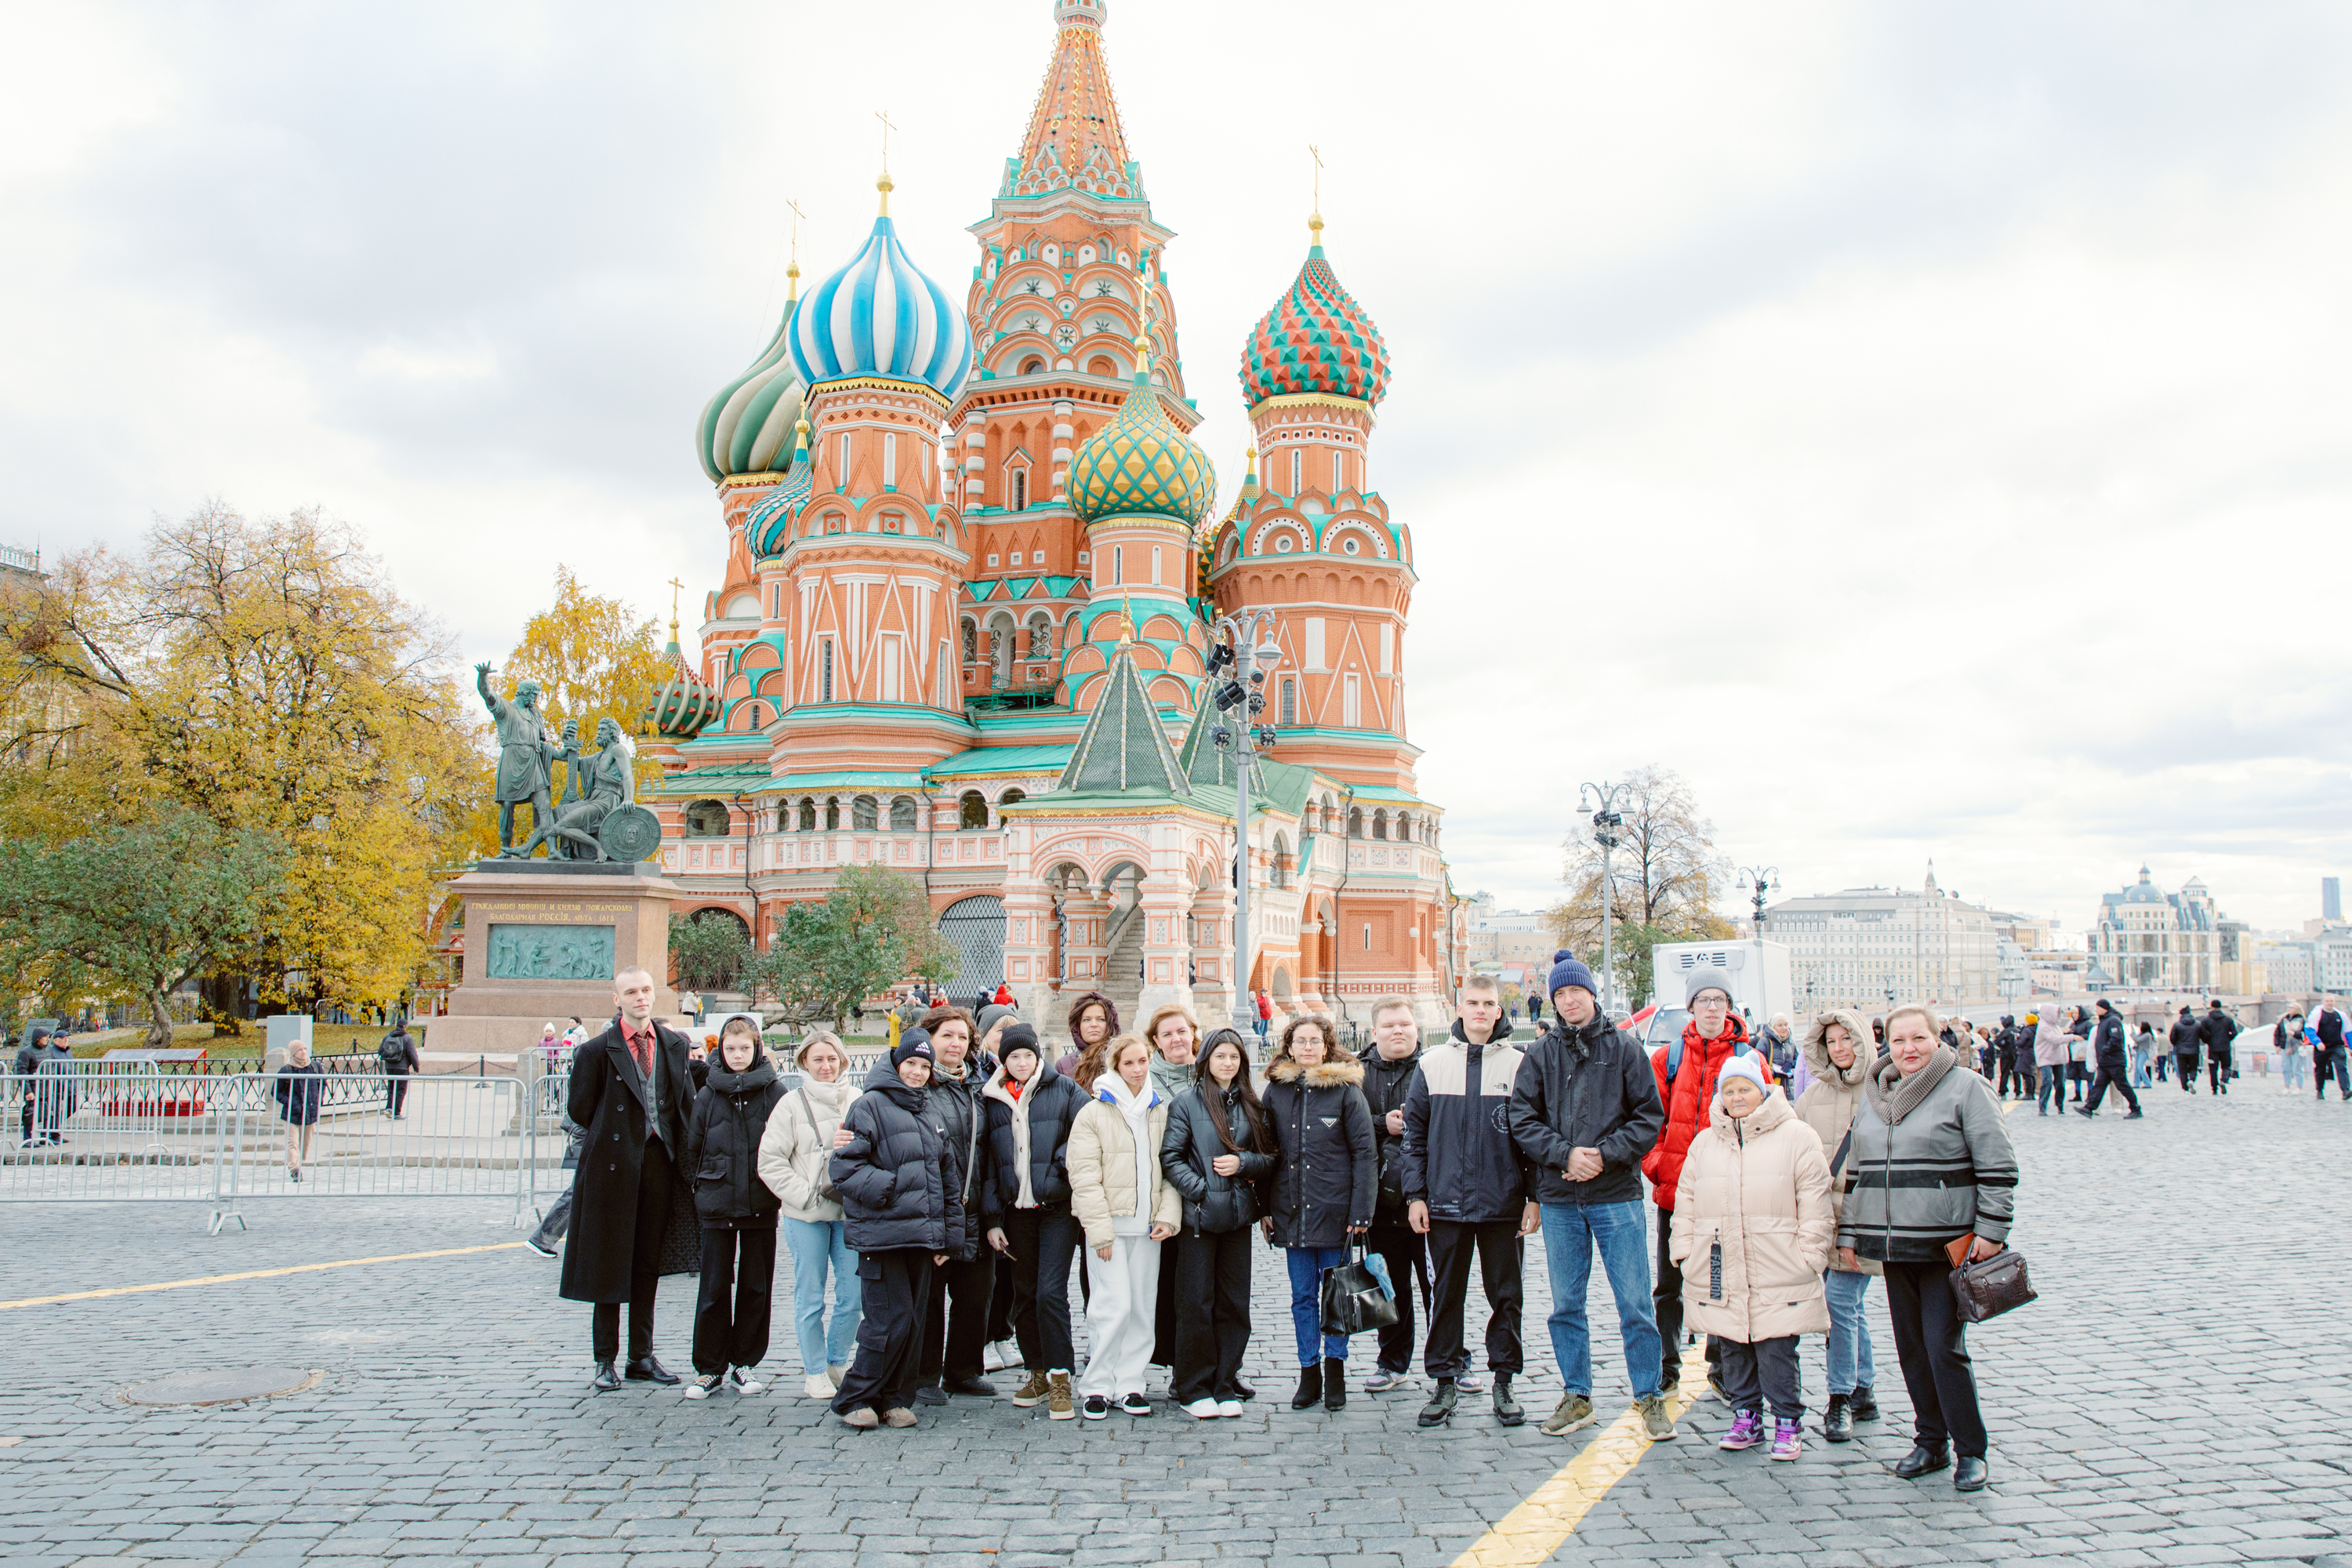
[999,789,1026,811]
[961,619,978,662]
[1348,808,1364,839]
[796,797,816,832]
[1371,810,1388,840]
[823,796,840,831]
[1272,833,1293,890]
[1280,678,1296,727]
[959,790,989,830]
[1087,356,1116,377]
[888,796,917,831]
[1028,616,1051,657]
[1020,356,1045,376]
[684,800,730,838]
[851,794,879,830]
[1010,468,1029,511]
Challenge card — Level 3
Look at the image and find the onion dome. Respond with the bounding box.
[788,185,974,403]
[695,270,808,483]
[1239,216,1392,408]
[1070,344,1217,525]
[648,630,719,741]
[744,419,815,560]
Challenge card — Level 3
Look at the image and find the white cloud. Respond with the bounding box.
[4,0,2348,931]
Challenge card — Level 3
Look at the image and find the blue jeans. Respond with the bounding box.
[1285,1247,1352,1366]
[2129,1047,2152,1088]
[1824,1268,1876,1396]
[2283,1051,2307,1089]
[782,1218,861,1375]
[1539,1201,1661,1399]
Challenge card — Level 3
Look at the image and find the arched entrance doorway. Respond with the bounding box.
[938,895,1007,1009]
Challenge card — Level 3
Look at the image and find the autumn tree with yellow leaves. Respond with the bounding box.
[498,564,670,802]
[0,504,485,1022]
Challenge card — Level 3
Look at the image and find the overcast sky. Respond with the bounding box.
[5,1,2347,934]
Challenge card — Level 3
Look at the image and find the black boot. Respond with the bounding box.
[1822,1392,1852,1443]
[1492,1372,1523,1426]
[1417,1377,1458,1428]
[590,1360,622,1393]
[1290,1363,1323,1410]
[1847,1384,1879,1422]
[1322,1358,1346,1412]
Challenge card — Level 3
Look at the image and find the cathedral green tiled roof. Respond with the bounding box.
[1058,642,1189,797]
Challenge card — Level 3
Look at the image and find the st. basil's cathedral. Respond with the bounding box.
[642,0,1465,1030]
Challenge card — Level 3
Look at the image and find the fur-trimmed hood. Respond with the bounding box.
[1802,1010,1872,1089]
[1265,1055,1365,1090]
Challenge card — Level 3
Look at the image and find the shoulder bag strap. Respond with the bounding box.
[1830,1125,1853,1181]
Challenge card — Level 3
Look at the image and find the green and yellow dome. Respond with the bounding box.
[1070,347,1217,526]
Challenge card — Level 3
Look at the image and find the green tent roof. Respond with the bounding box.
[1058,644,1190,797]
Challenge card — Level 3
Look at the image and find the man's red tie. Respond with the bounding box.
[628,1025,653,1080]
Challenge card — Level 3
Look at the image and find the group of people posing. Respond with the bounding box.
[550,954,2018,1492]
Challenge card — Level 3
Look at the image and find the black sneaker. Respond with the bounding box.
[913,1384,949,1406]
[1417,1379,1458,1428]
[1082,1395,1110,1421]
[1118,1392,1153,1417]
[1823,1392,1852,1443]
[1848,1384,1879,1422]
[1491,1373,1523,1426]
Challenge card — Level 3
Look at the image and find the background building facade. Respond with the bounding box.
[1761,866,2003,1013]
[2086,867,2219,992]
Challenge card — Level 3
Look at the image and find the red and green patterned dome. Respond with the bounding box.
[1240,231,1391,409]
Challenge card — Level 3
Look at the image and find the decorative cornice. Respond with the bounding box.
[804,376,954,414]
[1250,391,1373,417]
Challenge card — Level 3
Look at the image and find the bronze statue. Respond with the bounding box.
[515,717,648,862]
[477,663,564,855]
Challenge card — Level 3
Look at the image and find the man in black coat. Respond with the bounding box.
[2168,1005,2202,1093]
[561,966,701,1391]
[1505,954,1671,1440]
[376,1022,419,1118]
[1357,998,1430,1395]
[2199,1000,2237,1096]
[2077,999,2142,1118]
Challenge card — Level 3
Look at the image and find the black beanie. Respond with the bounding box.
[997,1022,1040,1061]
[890,1029,934,1069]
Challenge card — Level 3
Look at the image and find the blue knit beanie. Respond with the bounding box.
[1548,949,1596,1000]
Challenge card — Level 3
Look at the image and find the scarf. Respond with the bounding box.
[1865,1044,1955,1127]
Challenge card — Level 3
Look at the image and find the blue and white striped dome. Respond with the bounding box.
[788,213,973,403]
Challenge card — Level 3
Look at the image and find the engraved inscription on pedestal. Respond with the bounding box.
[484,923,618,981]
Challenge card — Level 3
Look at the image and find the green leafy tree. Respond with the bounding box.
[668,910,751,993]
[751,866,960,1028]
[0,808,290,1047]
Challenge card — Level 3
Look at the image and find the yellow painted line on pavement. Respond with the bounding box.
[1450,1341,1712,1568]
[0,1243,525,1312]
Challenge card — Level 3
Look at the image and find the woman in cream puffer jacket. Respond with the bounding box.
[1670,1087,1835,1342]
[1065,1037,1183,1410]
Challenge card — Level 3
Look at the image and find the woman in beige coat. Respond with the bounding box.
[1671,1057,1834,1462]
[1065,1035,1181,1417]
[1792,1010,1881,1442]
[754,1033,862,1400]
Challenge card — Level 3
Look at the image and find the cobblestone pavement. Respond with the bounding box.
[0,1083,2345,1567]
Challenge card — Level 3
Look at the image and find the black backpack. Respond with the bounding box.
[377,1033,408,1070]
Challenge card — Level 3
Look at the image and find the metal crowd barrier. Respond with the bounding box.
[2,1069,567,1236]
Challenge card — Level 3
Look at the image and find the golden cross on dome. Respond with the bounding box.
[876,111,899,214]
[785,197,807,294]
[1308,145,1327,245]
[1118,594,1137,646]
[666,577,686,633]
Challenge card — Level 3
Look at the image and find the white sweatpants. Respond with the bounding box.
[1078,1233,1162,1399]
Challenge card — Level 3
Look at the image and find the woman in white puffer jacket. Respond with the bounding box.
[755,1033,863,1399]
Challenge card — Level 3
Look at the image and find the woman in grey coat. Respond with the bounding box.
[1838,1004,2017,1496]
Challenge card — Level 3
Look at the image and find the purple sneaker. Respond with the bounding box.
[1719,1409,1764,1450]
[1769,1417,1802,1461]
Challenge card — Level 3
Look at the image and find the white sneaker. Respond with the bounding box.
[985,1338,1022,1372]
[684,1373,724,1399]
[804,1374,836,1401]
[728,1367,764,1396]
[1182,1397,1221,1420]
[1216,1399,1244,1418]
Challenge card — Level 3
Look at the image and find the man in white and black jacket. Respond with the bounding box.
[1506,954,1673,1441]
[1403,972,1538,1428]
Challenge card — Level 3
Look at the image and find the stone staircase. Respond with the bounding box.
[1101,903,1146,1033]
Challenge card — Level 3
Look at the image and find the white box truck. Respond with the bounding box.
[1639,939,1795,1051]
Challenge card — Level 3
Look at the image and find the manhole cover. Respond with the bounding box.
[123,1367,320,1406]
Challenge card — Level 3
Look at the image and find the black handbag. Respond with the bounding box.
[1319,1245,1401,1336]
[1948,1246,2036,1324]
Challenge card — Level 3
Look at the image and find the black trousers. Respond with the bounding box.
[1366,1222,1429,1374]
[590,1140,674,1363]
[1882,1258,1987,1458]
[831,1247,934,1415]
[1152,1235,1182,1367]
[987,1247,1015,1342]
[691,1225,775,1376]
[1423,1219,1523,1378]
[383,1071,409,1116]
[917,1249,996,1385]
[2176,1054,2199,1091]
[2082,1063,2139,1115]
[1653,1205,1723,1385]
[2208,1051,2233,1094]
[1172,1225,1254,1403]
[1717,1334,1802,1420]
[1002,1205,1081,1370]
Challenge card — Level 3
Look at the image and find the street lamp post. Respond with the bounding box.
[1578,782,1628,1018]
[1209,608,1283,1046]
[1738,865,1778,937]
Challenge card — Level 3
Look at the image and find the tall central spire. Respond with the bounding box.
[1007,0,1138,200]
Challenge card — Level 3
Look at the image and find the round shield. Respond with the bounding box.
[597,804,662,863]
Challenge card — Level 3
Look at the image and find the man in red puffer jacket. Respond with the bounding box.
[1639,977,1773,1396]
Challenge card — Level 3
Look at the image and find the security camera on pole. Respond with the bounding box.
[1209,608,1282,1045]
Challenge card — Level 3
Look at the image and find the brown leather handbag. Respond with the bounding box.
[1947,1242,2036,1323]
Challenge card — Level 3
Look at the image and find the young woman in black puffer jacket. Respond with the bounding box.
[826,1033,957,1429]
[1261,1014,1375,1413]
[1160,1027,1276,1417]
[681,1017,788,1399]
